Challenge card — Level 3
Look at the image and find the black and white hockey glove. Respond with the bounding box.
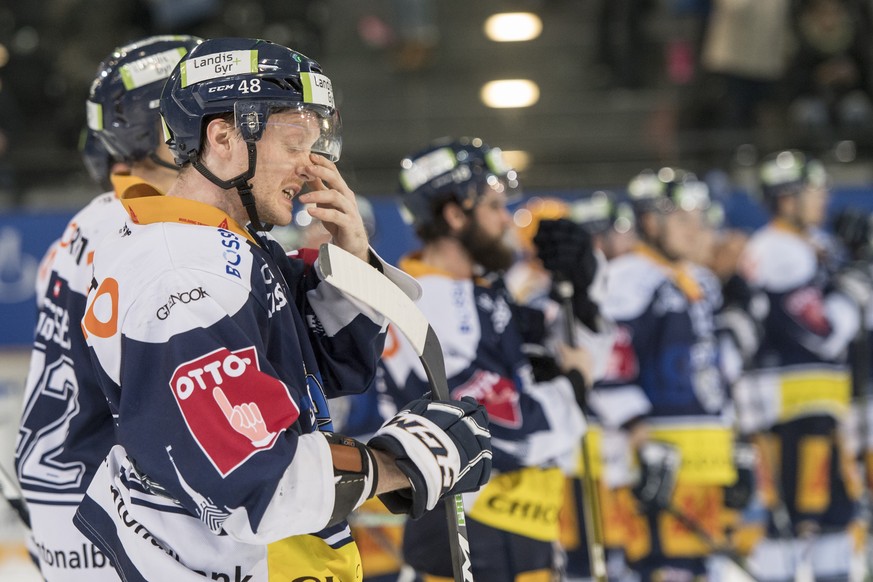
[368,396,492,519]
[632,441,681,513]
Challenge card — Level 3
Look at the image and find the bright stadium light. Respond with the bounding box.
[484,13,542,42]
[480,79,540,109]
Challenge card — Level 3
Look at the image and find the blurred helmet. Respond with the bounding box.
[87,35,202,165]
[570,190,635,235]
[513,197,568,254]
[160,37,341,166]
[758,150,827,207]
[398,137,520,230]
[79,128,115,191]
[626,167,711,216]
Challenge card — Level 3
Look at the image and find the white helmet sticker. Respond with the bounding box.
[120,47,189,90]
[86,101,103,131]
[400,147,458,193]
[300,72,335,109]
[180,50,258,88]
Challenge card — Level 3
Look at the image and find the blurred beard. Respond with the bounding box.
[458,220,515,274]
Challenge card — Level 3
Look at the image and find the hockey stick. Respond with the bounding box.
[318,243,473,582]
[0,462,30,528]
[665,505,758,581]
[554,278,608,582]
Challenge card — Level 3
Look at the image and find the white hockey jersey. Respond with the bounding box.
[15,175,142,582]
[74,184,415,582]
[735,220,859,432]
[592,245,736,486]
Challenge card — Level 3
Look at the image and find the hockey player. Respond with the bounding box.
[14,35,202,582]
[738,151,868,582]
[594,168,740,581]
[381,137,591,580]
[72,38,491,582]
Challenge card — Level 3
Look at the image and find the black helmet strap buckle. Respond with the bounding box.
[192,141,273,232]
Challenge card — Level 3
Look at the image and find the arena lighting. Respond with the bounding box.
[501,150,531,172]
[484,12,542,42]
[481,79,540,108]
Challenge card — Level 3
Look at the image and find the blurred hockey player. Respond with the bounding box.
[14,35,201,582]
[71,39,491,582]
[505,194,627,581]
[380,137,591,580]
[739,151,869,582]
[594,168,741,581]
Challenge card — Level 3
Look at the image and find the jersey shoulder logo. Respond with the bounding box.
[452,370,521,428]
[604,324,638,382]
[170,346,300,476]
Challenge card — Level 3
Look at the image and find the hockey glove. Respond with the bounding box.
[368,396,492,519]
[632,441,681,513]
[533,218,597,286]
[724,441,757,510]
[534,218,600,328]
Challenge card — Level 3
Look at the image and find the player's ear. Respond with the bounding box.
[203,117,237,160]
[442,201,467,233]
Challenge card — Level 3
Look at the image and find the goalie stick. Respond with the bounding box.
[318,243,474,582]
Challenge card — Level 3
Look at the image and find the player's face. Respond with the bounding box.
[473,187,512,241]
[249,110,321,227]
[460,186,515,272]
[797,184,828,228]
[660,209,702,262]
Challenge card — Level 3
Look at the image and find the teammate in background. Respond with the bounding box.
[570,189,637,261]
[738,151,869,582]
[72,39,490,582]
[14,35,202,582]
[594,168,741,581]
[380,137,591,581]
[513,193,639,582]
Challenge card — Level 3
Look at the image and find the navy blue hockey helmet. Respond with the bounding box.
[398,137,520,229]
[160,37,341,167]
[79,128,116,191]
[87,35,202,166]
[758,150,827,208]
[570,190,635,235]
[626,167,710,216]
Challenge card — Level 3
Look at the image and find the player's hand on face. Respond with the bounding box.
[299,154,369,261]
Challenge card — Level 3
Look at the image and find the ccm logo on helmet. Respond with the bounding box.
[156,287,209,320]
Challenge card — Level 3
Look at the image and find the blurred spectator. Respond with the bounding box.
[785,0,873,137]
[693,0,793,129]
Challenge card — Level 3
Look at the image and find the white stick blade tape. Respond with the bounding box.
[320,244,430,355]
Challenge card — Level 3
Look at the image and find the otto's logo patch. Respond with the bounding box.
[452,371,521,429]
[170,346,299,476]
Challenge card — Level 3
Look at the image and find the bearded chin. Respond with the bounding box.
[458,222,515,273]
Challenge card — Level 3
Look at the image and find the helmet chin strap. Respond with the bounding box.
[148,152,181,172]
[191,142,273,232]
